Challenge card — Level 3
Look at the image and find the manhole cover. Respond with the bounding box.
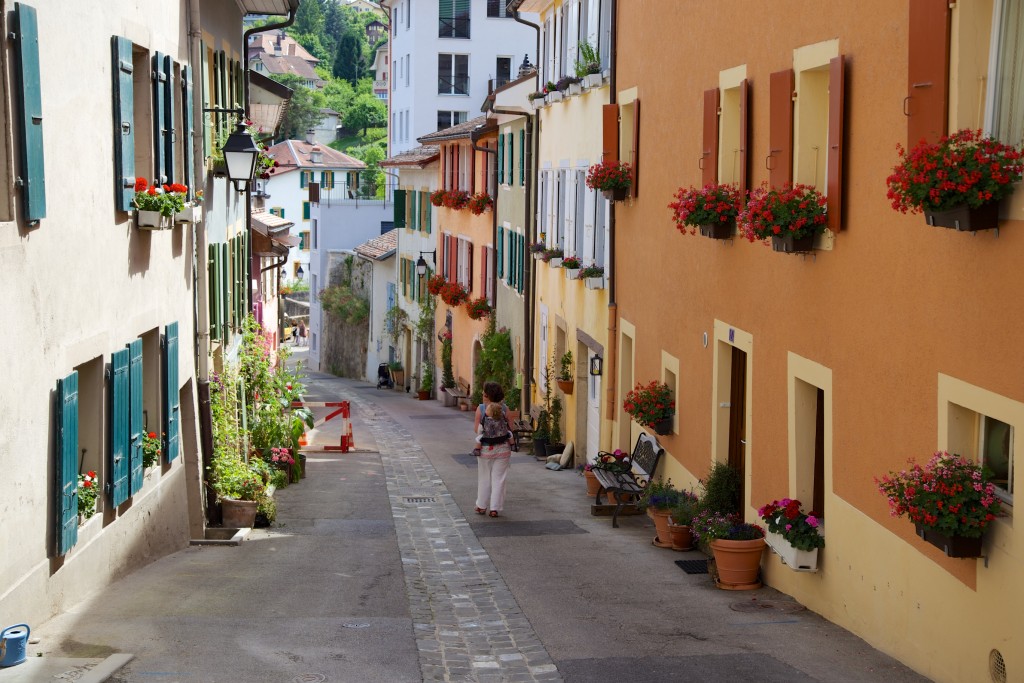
[675,559,709,575]
[404,496,436,504]
[343,622,372,629]
[292,674,327,683]
[729,599,806,613]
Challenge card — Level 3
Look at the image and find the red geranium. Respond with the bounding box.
[439,281,469,306]
[134,177,148,192]
[668,183,741,234]
[467,193,493,215]
[430,190,447,207]
[427,274,447,296]
[465,296,491,319]
[442,190,471,210]
[585,160,632,192]
[623,380,674,428]
[738,183,828,243]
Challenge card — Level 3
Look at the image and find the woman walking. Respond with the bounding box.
[474,382,514,517]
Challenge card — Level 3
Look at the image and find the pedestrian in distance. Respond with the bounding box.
[298,320,307,347]
[473,382,514,518]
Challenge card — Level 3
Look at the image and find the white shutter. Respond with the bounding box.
[565,171,577,256]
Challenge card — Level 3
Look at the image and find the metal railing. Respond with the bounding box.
[309,181,394,208]
[438,76,470,96]
[438,17,470,39]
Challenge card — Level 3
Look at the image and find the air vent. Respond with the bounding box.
[989,649,1006,683]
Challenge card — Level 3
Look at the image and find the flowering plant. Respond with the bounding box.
[467,192,493,215]
[528,91,546,101]
[758,498,824,551]
[555,75,580,91]
[875,451,1002,538]
[638,478,684,511]
[427,274,447,296]
[577,264,605,279]
[78,471,99,518]
[668,183,741,234]
[142,431,162,469]
[577,462,594,475]
[739,183,828,242]
[585,160,632,192]
[691,510,764,545]
[439,281,469,306]
[442,190,471,210]
[529,241,546,254]
[270,446,295,466]
[542,247,563,262]
[560,256,581,269]
[592,449,631,474]
[885,129,1023,213]
[623,380,674,427]
[133,178,188,217]
[430,189,447,207]
[465,296,491,320]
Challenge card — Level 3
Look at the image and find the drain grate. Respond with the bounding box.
[292,674,327,683]
[675,559,709,574]
[730,598,805,614]
[404,496,436,504]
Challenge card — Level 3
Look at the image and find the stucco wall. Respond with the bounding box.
[320,253,371,378]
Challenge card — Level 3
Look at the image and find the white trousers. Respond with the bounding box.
[476,449,511,512]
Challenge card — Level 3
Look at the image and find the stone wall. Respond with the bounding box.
[320,253,370,378]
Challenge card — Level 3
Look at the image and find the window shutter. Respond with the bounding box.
[112,36,135,212]
[520,131,525,186]
[453,145,460,190]
[110,348,130,506]
[127,339,144,495]
[182,65,194,199]
[164,322,180,462]
[507,133,514,183]
[425,194,432,233]
[467,240,474,293]
[508,231,515,287]
[907,0,950,147]
[279,208,285,219]
[163,55,175,184]
[153,52,167,183]
[303,201,311,220]
[394,189,406,228]
[470,146,476,194]
[518,234,525,293]
[321,171,327,187]
[13,3,45,222]
[498,133,505,184]
[56,371,79,556]
[448,235,457,282]
[827,55,845,235]
[479,244,487,296]
[497,226,504,279]
[300,171,307,189]
[602,103,619,161]
[702,88,719,187]
[221,242,229,337]
[208,244,219,340]
[769,69,794,189]
[410,190,418,230]
[632,99,641,197]
[739,78,750,198]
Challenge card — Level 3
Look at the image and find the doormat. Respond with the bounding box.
[675,559,709,574]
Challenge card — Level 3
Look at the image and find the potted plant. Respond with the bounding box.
[758,498,825,571]
[528,91,546,109]
[132,177,185,229]
[546,395,564,456]
[586,160,633,201]
[544,80,562,103]
[427,274,447,296]
[623,380,675,435]
[578,462,601,495]
[388,360,405,388]
[699,461,742,515]
[465,296,491,320]
[169,184,201,224]
[142,431,162,468]
[592,449,632,474]
[544,247,564,267]
[77,470,99,523]
[467,192,493,215]
[530,241,547,259]
[739,183,828,253]
[440,330,457,406]
[638,478,683,548]
[669,183,741,240]
[667,491,701,551]
[578,264,605,289]
[560,256,581,279]
[430,189,447,207]
[440,281,469,307]
[214,458,266,528]
[556,350,574,394]
[876,451,1002,558]
[575,42,602,88]
[691,511,766,589]
[885,128,1023,231]
[269,446,296,482]
[418,363,434,400]
[442,189,471,210]
[556,74,583,97]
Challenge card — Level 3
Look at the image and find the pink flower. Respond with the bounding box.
[785,524,792,531]
[806,515,819,528]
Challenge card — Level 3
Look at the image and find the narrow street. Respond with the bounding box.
[22,353,930,683]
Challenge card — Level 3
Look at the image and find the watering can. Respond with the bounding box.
[0,623,30,667]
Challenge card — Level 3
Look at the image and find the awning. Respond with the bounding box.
[249,71,293,140]
[251,211,297,257]
[239,0,299,15]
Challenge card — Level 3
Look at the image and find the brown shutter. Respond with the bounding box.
[702,88,719,187]
[453,144,460,191]
[827,55,845,234]
[467,240,474,293]
[470,145,476,194]
[309,182,320,204]
[440,144,447,190]
[769,69,794,189]
[449,235,458,282]
[602,103,619,161]
[907,0,950,146]
[739,79,750,198]
[631,98,641,198]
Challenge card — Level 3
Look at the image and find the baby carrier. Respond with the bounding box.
[479,408,509,446]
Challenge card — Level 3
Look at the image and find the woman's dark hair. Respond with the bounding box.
[483,381,504,403]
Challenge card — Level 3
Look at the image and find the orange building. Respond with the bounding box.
[611,2,1023,681]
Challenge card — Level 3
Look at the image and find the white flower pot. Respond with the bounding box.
[532,251,545,260]
[568,83,582,96]
[564,268,580,280]
[584,276,604,290]
[547,257,563,268]
[174,205,203,224]
[584,73,602,88]
[765,530,820,572]
[136,210,169,229]
[548,91,563,103]
[531,99,544,110]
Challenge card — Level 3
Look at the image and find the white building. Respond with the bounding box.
[381,0,537,155]
[372,44,389,102]
[313,108,342,145]
[352,230,399,382]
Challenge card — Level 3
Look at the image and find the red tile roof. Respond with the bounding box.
[380,145,440,168]
[267,140,367,174]
[354,229,398,261]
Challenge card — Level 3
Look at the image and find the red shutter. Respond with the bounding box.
[907,0,950,146]
[739,79,750,198]
[440,144,447,190]
[702,88,719,187]
[449,235,457,282]
[467,240,474,293]
[454,145,460,191]
[602,103,619,161]
[769,69,794,189]
[827,55,845,235]
[470,145,476,194]
[631,98,641,198]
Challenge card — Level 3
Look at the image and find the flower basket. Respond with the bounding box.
[442,190,471,210]
[136,210,169,229]
[765,530,820,571]
[914,524,984,558]
[531,97,545,110]
[670,184,740,238]
[564,268,580,280]
[568,82,583,96]
[556,379,574,394]
[623,381,675,431]
[439,281,469,307]
[133,178,187,228]
[427,274,447,296]
[468,193,493,215]
[465,296,491,320]
[174,205,202,224]
[923,202,1000,232]
[699,221,733,239]
[758,498,824,568]
[652,415,673,436]
[584,276,604,290]
[586,160,632,197]
[739,184,828,248]
[430,190,447,207]
[548,91,563,103]
[602,187,628,202]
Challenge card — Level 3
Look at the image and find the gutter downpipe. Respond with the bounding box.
[604,0,619,449]
[511,4,540,415]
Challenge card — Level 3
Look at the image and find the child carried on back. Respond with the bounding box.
[476,402,513,448]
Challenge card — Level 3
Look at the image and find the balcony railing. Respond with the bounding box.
[309,181,392,208]
[438,76,470,96]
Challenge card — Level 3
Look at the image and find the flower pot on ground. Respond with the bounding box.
[691,511,766,589]
[667,522,693,551]
[648,508,674,547]
[581,466,601,495]
[586,159,632,200]
[221,498,258,528]
[545,442,565,457]
[758,498,824,571]
[739,183,828,252]
[669,183,741,240]
[531,436,549,457]
[389,362,405,389]
[668,493,700,551]
[639,480,688,547]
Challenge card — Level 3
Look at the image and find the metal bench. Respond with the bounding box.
[591,433,665,528]
[508,405,541,452]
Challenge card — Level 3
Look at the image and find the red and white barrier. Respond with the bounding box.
[291,401,352,452]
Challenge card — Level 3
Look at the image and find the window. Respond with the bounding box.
[132,45,155,184]
[716,66,749,196]
[457,237,472,289]
[300,231,310,251]
[437,110,468,130]
[496,56,512,86]
[487,0,511,18]
[439,0,470,38]
[662,354,678,436]
[438,54,469,95]
[302,201,311,221]
[75,356,105,513]
[405,54,411,87]
[981,416,1013,503]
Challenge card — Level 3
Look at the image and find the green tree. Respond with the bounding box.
[323,78,356,116]
[291,31,332,66]
[293,0,324,35]
[343,93,386,135]
[333,31,364,85]
[348,142,385,197]
[269,74,327,140]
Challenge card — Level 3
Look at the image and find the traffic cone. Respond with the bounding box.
[345,421,354,452]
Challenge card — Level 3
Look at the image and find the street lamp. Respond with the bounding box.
[416,250,436,276]
[222,121,260,193]
[296,265,305,281]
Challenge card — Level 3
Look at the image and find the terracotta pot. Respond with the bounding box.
[221,498,258,528]
[417,390,430,400]
[584,470,600,496]
[648,508,674,546]
[556,379,574,394]
[668,522,694,551]
[709,538,766,589]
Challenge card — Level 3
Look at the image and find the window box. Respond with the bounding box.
[547,257,563,268]
[765,530,820,572]
[915,524,983,559]
[547,91,563,103]
[174,205,202,224]
[584,276,604,290]
[564,268,580,280]
[531,97,545,110]
[771,233,814,254]
[584,73,602,89]
[568,82,582,97]
[136,210,169,230]
[923,202,1000,232]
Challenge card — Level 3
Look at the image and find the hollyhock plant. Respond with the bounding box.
[876,451,1002,538]
[885,128,1023,214]
[623,380,674,428]
[738,183,828,243]
[585,159,632,193]
[669,183,741,234]
[758,498,825,551]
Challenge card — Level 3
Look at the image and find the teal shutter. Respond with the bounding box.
[13,3,45,222]
[208,244,219,341]
[303,201,311,220]
[497,133,505,184]
[182,65,194,198]
[394,189,406,228]
[520,131,525,186]
[507,231,515,286]
[425,194,432,233]
[112,36,135,212]
[127,339,144,494]
[497,226,504,279]
[518,234,525,293]
[153,52,167,183]
[162,55,175,184]
[111,348,130,505]
[300,171,307,189]
[221,243,229,336]
[56,371,79,556]
[242,232,249,317]
[410,191,418,230]
[507,133,514,184]
[163,322,180,462]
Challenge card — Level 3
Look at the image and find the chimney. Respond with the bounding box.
[310,146,323,164]
[288,43,296,56]
[305,129,315,145]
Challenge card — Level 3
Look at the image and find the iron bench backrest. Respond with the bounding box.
[630,433,664,482]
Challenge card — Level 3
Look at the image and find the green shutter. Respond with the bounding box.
[497,133,505,185]
[111,348,130,505]
[242,231,249,317]
[410,191,418,230]
[520,131,525,186]
[303,201,311,220]
[201,45,210,160]
[394,189,406,228]
[425,194,432,233]
[182,65,194,198]
[497,226,504,279]
[507,133,514,184]
[56,371,79,556]
[164,322,180,462]
[518,234,525,293]
[153,52,167,183]
[13,3,45,222]
[111,36,135,212]
[279,208,285,219]
[127,339,144,494]
[508,231,515,286]
[162,55,175,183]
[300,170,307,189]
[221,242,229,337]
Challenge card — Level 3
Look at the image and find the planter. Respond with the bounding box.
[298,453,306,479]
[417,390,431,400]
[602,187,629,202]
[564,268,580,280]
[771,233,815,253]
[584,73,602,88]
[174,205,202,224]
[923,201,999,232]
[210,158,228,177]
[914,524,984,558]
[584,276,604,290]
[532,251,546,260]
[652,415,673,436]
[709,537,765,590]
[391,370,405,388]
[442,389,458,407]
[583,469,601,496]
[648,508,674,547]
[531,98,544,110]
[531,437,549,457]
[220,498,258,528]
[568,82,582,96]
[699,220,734,240]
[548,91,563,103]
[545,442,565,457]
[547,257,563,267]
[765,530,819,571]
[556,379,574,395]
[135,210,169,229]
[667,522,694,551]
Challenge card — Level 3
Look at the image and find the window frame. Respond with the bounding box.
[438,53,470,96]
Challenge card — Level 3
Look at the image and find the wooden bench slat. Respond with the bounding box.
[590,433,665,528]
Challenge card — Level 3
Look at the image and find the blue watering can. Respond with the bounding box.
[0,623,30,667]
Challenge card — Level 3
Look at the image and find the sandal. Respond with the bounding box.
[489,511,499,518]
[475,507,486,515]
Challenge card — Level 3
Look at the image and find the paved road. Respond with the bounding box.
[24,353,931,683]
